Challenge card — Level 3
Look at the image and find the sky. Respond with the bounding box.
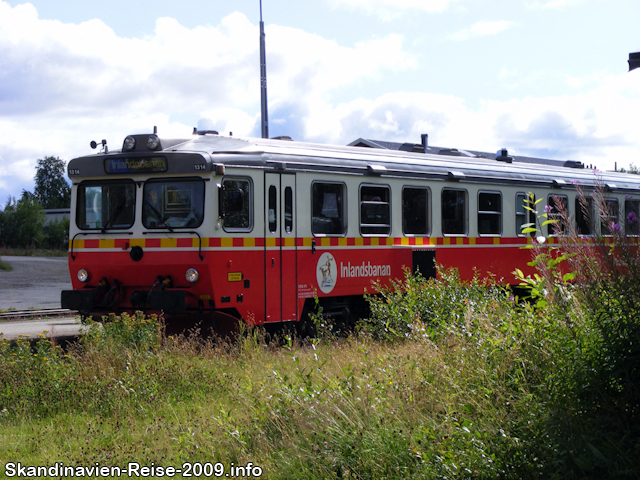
[1,0,639,202]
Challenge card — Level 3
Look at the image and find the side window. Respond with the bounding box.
[268,185,277,233]
[625,199,640,236]
[143,179,204,229]
[442,188,467,235]
[601,198,619,236]
[547,194,568,236]
[360,184,391,236]
[312,182,346,235]
[284,186,293,234]
[478,191,502,236]
[576,196,593,236]
[516,192,536,237]
[402,187,430,236]
[220,177,253,232]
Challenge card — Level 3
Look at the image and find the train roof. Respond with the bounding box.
[69,132,640,194]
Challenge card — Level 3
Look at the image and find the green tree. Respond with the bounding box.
[33,156,71,209]
[0,195,46,247]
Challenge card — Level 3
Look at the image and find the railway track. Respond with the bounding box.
[0,308,77,321]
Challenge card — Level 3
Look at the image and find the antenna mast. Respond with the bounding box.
[259,0,269,139]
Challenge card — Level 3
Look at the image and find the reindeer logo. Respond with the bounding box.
[316,252,337,294]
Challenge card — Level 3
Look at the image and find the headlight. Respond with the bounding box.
[123,135,136,151]
[77,269,89,282]
[147,134,160,150]
[185,268,199,283]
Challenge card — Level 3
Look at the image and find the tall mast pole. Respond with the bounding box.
[259,0,269,139]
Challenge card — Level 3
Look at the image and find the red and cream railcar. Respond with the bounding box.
[61,131,640,328]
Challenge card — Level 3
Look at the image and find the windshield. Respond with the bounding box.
[77,181,135,230]
[143,179,205,229]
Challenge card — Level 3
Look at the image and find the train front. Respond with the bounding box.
[61,131,219,322]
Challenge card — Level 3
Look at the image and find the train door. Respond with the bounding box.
[264,173,298,322]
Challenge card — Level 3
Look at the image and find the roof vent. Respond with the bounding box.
[563,160,584,169]
[272,136,293,141]
[438,148,461,157]
[193,128,219,135]
[496,148,513,163]
[421,133,428,153]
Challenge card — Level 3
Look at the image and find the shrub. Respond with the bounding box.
[0,196,45,248]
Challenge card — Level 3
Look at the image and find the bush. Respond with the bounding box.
[0,196,45,248]
[515,186,640,478]
[42,216,70,250]
[363,266,513,342]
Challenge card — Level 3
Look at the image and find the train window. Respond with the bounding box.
[576,196,594,236]
[220,177,253,232]
[312,182,346,236]
[478,191,502,236]
[625,199,640,236]
[143,178,204,229]
[268,185,277,233]
[360,184,391,236]
[442,189,467,235]
[516,193,536,237]
[402,187,430,236]
[600,198,619,236]
[77,180,135,230]
[546,195,568,236]
[284,186,293,233]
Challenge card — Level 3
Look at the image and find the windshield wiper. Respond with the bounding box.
[101,200,126,233]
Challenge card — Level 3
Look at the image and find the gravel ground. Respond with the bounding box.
[0,256,71,310]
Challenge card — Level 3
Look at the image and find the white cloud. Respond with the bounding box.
[327,0,454,20]
[526,0,585,9]
[0,1,416,200]
[448,20,516,41]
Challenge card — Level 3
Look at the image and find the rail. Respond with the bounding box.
[0,308,77,321]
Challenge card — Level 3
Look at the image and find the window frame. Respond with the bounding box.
[76,179,136,231]
[516,192,536,237]
[311,181,347,237]
[402,186,431,236]
[546,194,569,236]
[477,190,502,236]
[625,198,640,236]
[441,188,468,236]
[142,177,205,230]
[220,176,254,233]
[600,197,619,237]
[575,196,594,236]
[359,183,391,236]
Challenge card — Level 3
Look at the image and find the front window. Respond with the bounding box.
[77,180,135,230]
[143,179,204,229]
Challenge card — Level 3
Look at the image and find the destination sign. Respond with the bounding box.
[104,157,168,174]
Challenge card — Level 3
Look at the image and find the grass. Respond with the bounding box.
[0,301,601,479]
[0,260,12,272]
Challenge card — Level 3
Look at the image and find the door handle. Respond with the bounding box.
[271,258,275,267]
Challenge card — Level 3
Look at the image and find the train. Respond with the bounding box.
[60,129,640,331]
